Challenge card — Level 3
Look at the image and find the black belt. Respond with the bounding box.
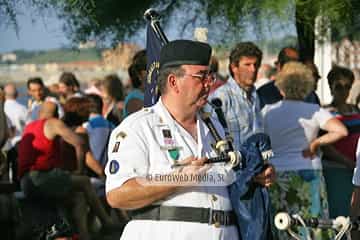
[131,205,237,227]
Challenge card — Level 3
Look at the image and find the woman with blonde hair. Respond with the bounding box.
[262,62,348,239]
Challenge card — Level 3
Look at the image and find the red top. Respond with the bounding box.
[333,113,360,161]
[18,119,61,178]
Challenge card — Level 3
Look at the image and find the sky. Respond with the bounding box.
[0,9,70,54]
[0,4,296,54]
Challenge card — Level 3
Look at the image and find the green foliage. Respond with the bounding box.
[52,0,173,44]
[332,0,360,41]
[0,0,19,32]
[2,0,360,45]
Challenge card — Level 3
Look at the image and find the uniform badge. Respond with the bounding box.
[112,142,121,152]
[109,160,120,174]
[116,131,127,139]
[168,148,180,161]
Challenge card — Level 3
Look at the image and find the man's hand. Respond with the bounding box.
[253,164,276,187]
[172,156,210,185]
[176,156,208,174]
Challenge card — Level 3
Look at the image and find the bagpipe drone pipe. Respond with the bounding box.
[275,212,360,240]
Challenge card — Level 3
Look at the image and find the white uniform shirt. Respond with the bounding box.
[105,99,238,240]
[262,100,333,171]
[4,99,30,147]
[353,138,360,186]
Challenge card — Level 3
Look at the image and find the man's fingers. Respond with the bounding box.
[177,156,207,166]
[177,156,195,165]
[191,157,207,166]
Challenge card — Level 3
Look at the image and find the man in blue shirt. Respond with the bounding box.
[84,94,115,174]
[210,42,264,149]
[209,42,275,240]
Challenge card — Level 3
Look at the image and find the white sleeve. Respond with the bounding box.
[313,107,333,129]
[353,138,360,186]
[105,124,149,193]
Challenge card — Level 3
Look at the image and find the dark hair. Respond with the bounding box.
[27,77,44,89]
[277,47,299,69]
[62,97,91,127]
[210,56,219,73]
[132,49,147,68]
[157,66,185,94]
[229,42,262,77]
[327,66,355,87]
[86,94,103,114]
[128,64,142,89]
[128,49,147,89]
[102,74,124,101]
[59,72,80,88]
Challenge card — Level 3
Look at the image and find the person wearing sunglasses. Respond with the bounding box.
[105,40,239,240]
[322,66,360,220]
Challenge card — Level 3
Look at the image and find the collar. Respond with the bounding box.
[4,99,17,103]
[154,98,211,156]
[228,76,257,102]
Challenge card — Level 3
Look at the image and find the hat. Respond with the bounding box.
[160,40,212,69]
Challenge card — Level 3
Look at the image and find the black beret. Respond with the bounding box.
[160,40,212,69]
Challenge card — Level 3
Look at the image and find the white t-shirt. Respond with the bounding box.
[4,99,31,148]
[262,100,333,171]
[352,138,360,186]
[105,99,238,240]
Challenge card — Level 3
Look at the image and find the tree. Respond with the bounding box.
[2,0,360,61]
[207,0,358,61]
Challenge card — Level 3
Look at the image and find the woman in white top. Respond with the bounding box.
[262,62,348,239]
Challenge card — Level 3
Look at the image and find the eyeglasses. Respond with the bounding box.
[184,71,216,84]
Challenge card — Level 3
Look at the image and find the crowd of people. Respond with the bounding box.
[0,50,147,239]
[0,39,359,240]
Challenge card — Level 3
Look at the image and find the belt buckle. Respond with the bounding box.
[211,210,222,228]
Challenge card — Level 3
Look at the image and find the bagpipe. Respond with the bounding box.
[275,212,360,240]
[171,102,242,169]
[144,8,273,168]
[145,8,274,239]
[144,8,244,169]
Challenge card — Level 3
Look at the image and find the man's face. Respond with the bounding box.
[58,82,73,97]
[176,65,213,109]
[231,56,259,91]
[28,83,45,101]
[331,79,353,103]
